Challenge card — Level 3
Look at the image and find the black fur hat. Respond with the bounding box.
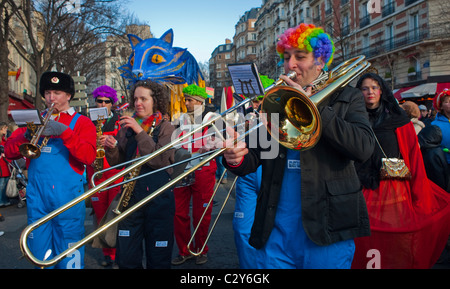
[39,71,75,99]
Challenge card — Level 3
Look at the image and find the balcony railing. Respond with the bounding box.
[355,28,428,59]
[360,15,370,28]
[382,2,395,17]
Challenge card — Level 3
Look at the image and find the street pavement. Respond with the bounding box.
[0,174,239,269]
[1,173,450,270]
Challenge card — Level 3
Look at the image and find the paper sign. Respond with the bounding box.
[227,63,264,97]
[10,109,42,126]
[89,107,108,121]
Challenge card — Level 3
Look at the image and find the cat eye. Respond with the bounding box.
[152,54,166,64]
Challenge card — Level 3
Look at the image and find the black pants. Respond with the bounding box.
[116,170,175,269]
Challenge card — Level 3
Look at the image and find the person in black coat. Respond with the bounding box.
[418,125,450,192]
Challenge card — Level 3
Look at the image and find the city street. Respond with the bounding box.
[0,175,239,269]
[1,173,450,270]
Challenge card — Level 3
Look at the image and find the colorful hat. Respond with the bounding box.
[433,88,450,112]
[276,23,335,71]
[92,85,118,104]
[39,71,75,99]
[183,84,208,103]
[256,75,275,100]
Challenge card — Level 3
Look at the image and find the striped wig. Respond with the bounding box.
[276,23,335,71]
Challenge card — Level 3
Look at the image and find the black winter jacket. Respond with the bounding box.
[224,86,375,248]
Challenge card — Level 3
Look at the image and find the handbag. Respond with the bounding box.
[6,167,19,198]
[373,133,411,180]
[380,157,412,180]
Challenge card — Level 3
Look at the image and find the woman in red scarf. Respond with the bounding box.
[104,80,175,269]
[351,73,450,269]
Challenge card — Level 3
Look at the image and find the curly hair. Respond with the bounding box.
[129,80,170,115]
[276,23,335,71]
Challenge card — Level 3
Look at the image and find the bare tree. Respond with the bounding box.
[11,0,126,109]
[0,0,20,123]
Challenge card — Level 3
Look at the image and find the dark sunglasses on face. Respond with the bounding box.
[96,99,112,104]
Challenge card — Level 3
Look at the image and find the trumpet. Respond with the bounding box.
[19,103,56,159]
[19,56,370,268]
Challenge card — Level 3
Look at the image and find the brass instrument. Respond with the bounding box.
[261,55,370,150]
[93,116,105,179]
[112,118,157,215]
[19,56,369,268]
[19,103,56,159]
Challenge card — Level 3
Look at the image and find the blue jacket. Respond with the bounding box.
[431,113,450,164]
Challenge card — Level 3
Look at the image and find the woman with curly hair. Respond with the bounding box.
[104,79,175,269]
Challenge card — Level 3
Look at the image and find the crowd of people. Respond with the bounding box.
[1,22,450,269]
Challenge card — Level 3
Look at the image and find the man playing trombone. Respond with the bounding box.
[5,71,97,269]
[222,23,375,269]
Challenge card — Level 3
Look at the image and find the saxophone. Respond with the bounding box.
[113,118,157,215]
[93,116,106,179]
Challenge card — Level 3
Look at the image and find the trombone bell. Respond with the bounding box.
[261,85,321,151]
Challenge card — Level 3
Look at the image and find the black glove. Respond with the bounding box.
[42,120,68,136]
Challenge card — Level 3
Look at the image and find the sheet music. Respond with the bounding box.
[228,63,264,97]
[10,109,42,126]
[89,107,108,121]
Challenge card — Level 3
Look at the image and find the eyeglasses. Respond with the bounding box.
[96,99,112,104]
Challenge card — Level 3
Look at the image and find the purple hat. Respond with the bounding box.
[92,85,118,104]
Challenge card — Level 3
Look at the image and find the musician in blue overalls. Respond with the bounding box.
[5,72,97,268]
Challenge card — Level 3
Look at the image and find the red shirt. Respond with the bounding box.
[5,110,96,175]
[0,136,11,177]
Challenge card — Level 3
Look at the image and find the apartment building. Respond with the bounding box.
[234,7,260,63]
[309,0,450,101]
[209,39,234,106]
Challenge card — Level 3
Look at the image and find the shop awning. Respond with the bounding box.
[393,86,415,100]
[400,82,450,99]
[8,95,35,116]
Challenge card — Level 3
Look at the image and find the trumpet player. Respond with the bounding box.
[5,71,97,269]
[222,23,375,269]
[85,85,121,267]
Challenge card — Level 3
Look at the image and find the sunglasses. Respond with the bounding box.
[96,99,112,104]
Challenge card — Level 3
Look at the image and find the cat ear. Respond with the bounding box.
[128,34,143,49]
[160,29,174,46]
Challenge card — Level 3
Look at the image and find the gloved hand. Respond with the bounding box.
[42,120,68,136]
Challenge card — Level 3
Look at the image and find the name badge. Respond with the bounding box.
[155,241,168,247]
[118,230,130,237]
[287,159,300,170]
[41,146,52,153]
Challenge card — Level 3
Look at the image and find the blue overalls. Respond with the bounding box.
[252,149,355,269]
[26,113,85,269]
[233,166,262,269]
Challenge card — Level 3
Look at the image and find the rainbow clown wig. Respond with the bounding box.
[276,23,335,71]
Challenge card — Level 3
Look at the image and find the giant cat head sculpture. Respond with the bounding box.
[119,29,204,86]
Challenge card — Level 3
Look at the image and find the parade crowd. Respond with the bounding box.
[2,23,450,269]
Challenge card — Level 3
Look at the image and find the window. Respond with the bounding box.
[386,24,394,50]
[409,13,419,41]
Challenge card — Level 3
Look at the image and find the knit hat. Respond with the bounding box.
[39,71,75,99]
[92,85,118,104]
[433,88,450,112]
[183,84,208,103]
[400,101,420,119]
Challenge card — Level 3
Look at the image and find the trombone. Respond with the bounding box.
[19,55,370,268]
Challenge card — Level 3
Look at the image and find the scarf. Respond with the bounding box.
[133,111,162,133]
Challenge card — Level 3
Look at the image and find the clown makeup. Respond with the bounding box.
[360,78,382,109]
